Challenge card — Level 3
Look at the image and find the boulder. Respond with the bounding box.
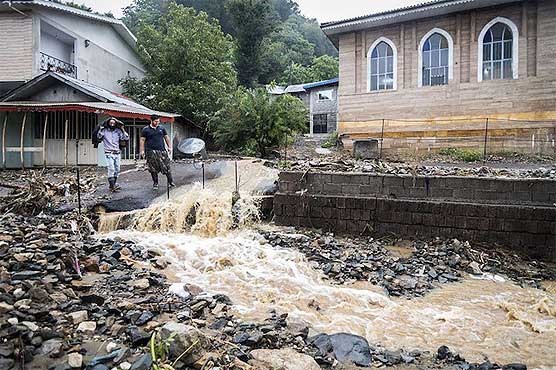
[160,322,209,365]
[249,348,320,370]
[311,333,372,367]
[67,352,83,368]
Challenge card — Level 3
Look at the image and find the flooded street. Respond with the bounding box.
[101,229,556,369]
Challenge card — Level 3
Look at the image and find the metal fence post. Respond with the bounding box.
[483,117,489,161]
[379,119,385,160]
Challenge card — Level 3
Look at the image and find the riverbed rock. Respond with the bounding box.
[250,348,320,370]
[67,352,83,368]
[160,322,209,364]
[130,354,152,370]
[311,333,372,367]
[69,310,88,324]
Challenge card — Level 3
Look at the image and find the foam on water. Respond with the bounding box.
[102,229,556,368]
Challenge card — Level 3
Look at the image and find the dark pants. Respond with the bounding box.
[146,150,173,185]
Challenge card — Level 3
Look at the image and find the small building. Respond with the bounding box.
[321,0,556,153]
[0,72,197,169]
[0,0,145,95]
[270,78,339,135]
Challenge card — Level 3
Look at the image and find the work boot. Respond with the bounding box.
[113,176,121,191]
[108,177,115,191]
[152,183,159,191]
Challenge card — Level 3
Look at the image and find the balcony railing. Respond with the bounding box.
[40,52,77,78]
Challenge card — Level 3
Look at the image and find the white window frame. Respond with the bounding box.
[317,89,333,101]
[367,37,398,92]
[477,17,519,82]
[417,28,454,87]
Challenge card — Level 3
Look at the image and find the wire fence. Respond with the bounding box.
[343,117,556,160]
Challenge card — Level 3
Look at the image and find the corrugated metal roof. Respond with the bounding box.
[0,101,179,120]
[321,0,517,35]
[303,77,339,90]
[1,0,137,49]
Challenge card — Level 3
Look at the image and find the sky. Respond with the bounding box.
[78,0,421,22]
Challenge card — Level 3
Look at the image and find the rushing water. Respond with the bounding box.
[97,161,556,369]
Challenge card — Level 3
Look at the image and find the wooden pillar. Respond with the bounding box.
[64,119,69,168]
[20,113,27,170]
[1,113,7,169]
[42,114,49,168]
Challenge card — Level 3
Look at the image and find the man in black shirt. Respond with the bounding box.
[140,115,175,190]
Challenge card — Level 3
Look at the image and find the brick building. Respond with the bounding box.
[321,0,556,154]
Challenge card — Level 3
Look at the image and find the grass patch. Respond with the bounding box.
[439,147,482,162]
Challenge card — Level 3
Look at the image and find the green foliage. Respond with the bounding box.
[120,3,237,131]
[281,55,338,85]
[439,148,482,162]
[321,131,338,149]
[212,88,307,157]
[122,0,170,33]
[227,0,278,87]
[122,0,338,86]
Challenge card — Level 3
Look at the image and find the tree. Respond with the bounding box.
[227,0,277,87]
[280,55,338,85]
[122,0,170,33]
[212,88,307,156]
[120,3,237,132]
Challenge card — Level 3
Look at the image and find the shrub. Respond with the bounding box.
[439,148,482,162]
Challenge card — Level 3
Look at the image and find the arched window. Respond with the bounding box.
[478,17,519,81]
[368,38,396,91]
[422,33,449,86]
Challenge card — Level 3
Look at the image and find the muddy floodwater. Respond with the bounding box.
[101,230,556,369]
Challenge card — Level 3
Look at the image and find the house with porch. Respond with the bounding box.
[0,0,196,168]
[321,0,556,154]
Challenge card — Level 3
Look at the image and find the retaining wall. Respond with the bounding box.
[273,172,556,261]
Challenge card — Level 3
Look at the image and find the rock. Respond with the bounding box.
[134,311,155,326]
[28,287,50,303]
[22,321,39,332]
[80,294,105,305]
[69,310,89,324]
[468,261,483,275]
[12,270,42,280]
[0,302,14,314]
[0,358,15,370]
[128,327,151,347]
[68,352,83,368]
[311,333,372,367]
[437,345,452,360]
[0,343,14,357]
[250,348,320,370]
[105,342,120,353]
[120,362,132,370]
[129,279,150,290]
[40,339,63,357]
[77,321,96,334]
[503,365,527,370]
[130,354,152,370]
[160,322,209,365]
[7,317,18,325]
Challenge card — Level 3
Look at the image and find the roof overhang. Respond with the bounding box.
[321,0,521,44]
[0,102,179,122]
[0,0,138,50]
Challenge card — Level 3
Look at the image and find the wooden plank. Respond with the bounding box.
[42,114,48,168]
[20,112,26,170]
[64,119,68,168]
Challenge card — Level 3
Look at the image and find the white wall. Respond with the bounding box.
[40,31,73,62]
[35,9,145,92]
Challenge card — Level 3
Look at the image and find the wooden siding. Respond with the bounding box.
[336,0,556,152]
[0,12,34,82]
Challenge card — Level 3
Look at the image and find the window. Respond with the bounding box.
[313,114,328,134]
[482,23,513,80]
[478,17,518,81]
[422,33,449,86]
[318,89,333,101]
[368,39,396,91]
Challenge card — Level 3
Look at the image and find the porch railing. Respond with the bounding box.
[40,52,77,78]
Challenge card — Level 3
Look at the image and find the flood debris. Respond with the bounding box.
[261,230,556,297]
[266,158,556,179]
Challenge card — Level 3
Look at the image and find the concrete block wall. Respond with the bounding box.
[274,172,556,261]
[278,172,556,205]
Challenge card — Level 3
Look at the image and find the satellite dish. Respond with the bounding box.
[178,138,208,159]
